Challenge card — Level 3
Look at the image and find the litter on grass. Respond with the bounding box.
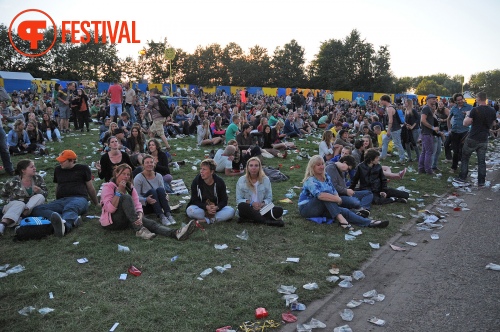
[338,280,353,288]
[326,276,340,283]
[283,294,299,306]
[119,273,127,280]
[214,264,231,273]
[109,322,120,332]
[236,229,249,240]
[214,244,228,250]
[328,252,341,258]
[77,258,89,264]
[5,265,25,275]
[286,257,300,263]
[369,242,380,249]
[486,263,500,271]
[290,302,306,311]
[117,244,130,252]
[348,230,362,236]
[277,285,297,294]
[303,282,319,290]
[345,234,356,241]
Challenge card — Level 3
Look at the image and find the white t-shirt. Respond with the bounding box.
[214,149,232,172]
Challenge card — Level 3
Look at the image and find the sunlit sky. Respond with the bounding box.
[2,0,499,82]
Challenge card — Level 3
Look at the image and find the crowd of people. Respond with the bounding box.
[0,82,498,238]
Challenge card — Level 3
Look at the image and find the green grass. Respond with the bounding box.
[0,126,467,331]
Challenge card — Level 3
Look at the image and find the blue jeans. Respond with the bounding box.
[144,187,171,217]
[341,190,373,210]
[31,197,88,232]
[432,136,442,169]
[381,129,405,162]
[459,138,488,185]
[0,125,13,173]
[186,205,235,223]
[418,134,434,173]
[298,197,370,226]
[125,104,137,124]
[110,103,122,117]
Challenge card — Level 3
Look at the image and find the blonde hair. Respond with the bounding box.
[202,119,210,140]
[405,99,414,114]
[245,157,265,191]
[302,155,324,183]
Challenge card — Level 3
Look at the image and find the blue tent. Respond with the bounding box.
[0,71,34,92]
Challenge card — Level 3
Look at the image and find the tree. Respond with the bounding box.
[393,76,415,93]
[415,79,449,96]
[469,70,500,100]
[270,40,306,87]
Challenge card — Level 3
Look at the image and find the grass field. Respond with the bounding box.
[0,124,468,331]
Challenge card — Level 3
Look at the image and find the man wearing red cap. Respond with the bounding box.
[32,150,98,237]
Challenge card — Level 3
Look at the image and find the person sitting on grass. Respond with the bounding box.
[349,148,409,205]
[100,164,196,240]
[298,155,389,230]
[213,145,243,176]
[197,119,223,146]
[186,159,235,224]
[236,157,284,227]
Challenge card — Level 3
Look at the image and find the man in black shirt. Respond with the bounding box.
[455,92,496,186]
[32,150,99,236]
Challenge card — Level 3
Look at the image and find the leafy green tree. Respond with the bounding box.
[415,78,449,95]
[393,76,415,93]
[469,70,500,99]
[271,40,306,87]
[244,45,271,86]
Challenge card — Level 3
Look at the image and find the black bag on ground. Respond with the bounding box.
[263,166,289,182]
[154,96,171,118]
[14,217,54,241]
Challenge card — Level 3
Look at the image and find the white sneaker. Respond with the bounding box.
[166,214,177,225]
[176,220,196,240]
[160,215,170,226]
[136,227,156,240]
[50,212,66,237]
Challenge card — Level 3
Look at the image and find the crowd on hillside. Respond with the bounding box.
[0,82,498,239]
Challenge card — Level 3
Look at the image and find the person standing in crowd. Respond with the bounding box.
[74,88,91,132]
[186,159,235,224]
[108,80,123,123]
[0,115,14,175]
[380,95,406,164]
[0,160,47,235]
[31,150,98,237]
[432,100,449,172]
[454,92,496,187]
[402,99,420,162]
[418,94,439,175]
[146,88,170,150]
[447,93,472,174]
[56,82,74,133]
[236,157,284,227]
[124,83,137,124]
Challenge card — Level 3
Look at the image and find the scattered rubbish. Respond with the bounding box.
[352,270,365,280]
[38,307,55,315]
[326,276,340,283]
[372,294,386,302]
[170,256,179,262]
[431,234,440,240]
[340,309,354,321]
[363,289,378,297]
[73,242,80,245]
[329,265,340,274]
[0,272,7,278]
[49,292,54,299]
[109,322,120,332]
[390,213,406,219]
[18,306,36,316]
[119,273,127,280]
[216,326,234,332]
[345,234,356,241]
[286,257,300,263]
[303,282,319,290]
[279,198,293,203]
[282,312,297,323]
[128,265,142,276]
[77,258,88,264]
[236,229,249,240]
[214,244,228,250]
[346,300,363,308]
[255,307,268,319]
[348,230,362,236]
[117,244,130,252]
[199,268,213,278]
[363,299,375,305]
[333,325,353,332]
[485,263,500,271]
[290,302,306,311]
[0,264,9,271]
[296,324,312,332]
[328,252,341,258]
[6,265,25,274]
[338,280,353,288]
[303,318,326,329]
[283,294,299,306]
[405,242,418,246]
[277,285,297,294]
[214,264,232,273]
[369,242,380,249]
[339,275,352,281]
[368,316,386,326]
[390,244,406,251]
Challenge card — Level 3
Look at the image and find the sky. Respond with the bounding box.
[2,0,499,83]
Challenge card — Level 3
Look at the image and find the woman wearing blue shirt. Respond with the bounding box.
[298,155,389,230]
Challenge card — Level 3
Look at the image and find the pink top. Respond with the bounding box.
[99,181,142,226]
[108,84,123,104]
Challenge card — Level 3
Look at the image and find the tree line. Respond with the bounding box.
[1,24,498,99]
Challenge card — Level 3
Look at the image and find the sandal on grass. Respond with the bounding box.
[338,221,354,231]
[369,220,389,228]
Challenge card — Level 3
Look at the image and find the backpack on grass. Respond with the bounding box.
[263,166,289,182]
[14,217,54,241]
